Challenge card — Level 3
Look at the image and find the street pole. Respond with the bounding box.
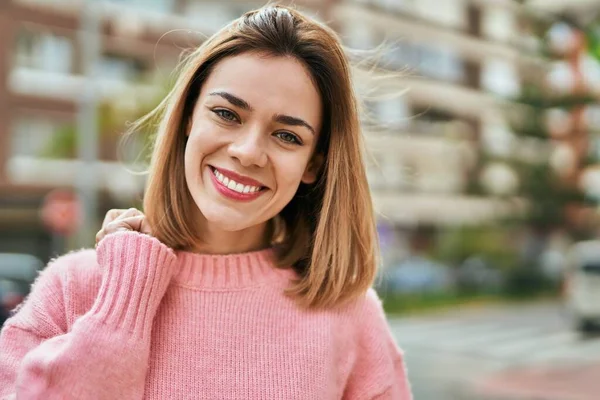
[76,0,100,247]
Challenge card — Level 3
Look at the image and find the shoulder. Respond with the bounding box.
[361,287,386,313]
[337,288,404,356]
[330,288,392,344]
[340,289,412,398]
[341,287,387,324]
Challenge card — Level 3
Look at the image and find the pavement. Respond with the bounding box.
[387,301,600,400]
[471,362,600,400]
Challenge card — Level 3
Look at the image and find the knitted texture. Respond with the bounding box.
[0,232,412,399]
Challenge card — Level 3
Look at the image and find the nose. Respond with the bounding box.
[227,126,268,168]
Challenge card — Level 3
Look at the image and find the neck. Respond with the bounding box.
[191,219,272,255]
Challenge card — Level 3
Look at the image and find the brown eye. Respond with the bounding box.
[213,109,239,122]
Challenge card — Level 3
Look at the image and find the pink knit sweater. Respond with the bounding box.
[0,231,411,399]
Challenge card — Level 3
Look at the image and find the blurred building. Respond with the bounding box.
[332,0,540,259]
[1,0,595,261]
[0,0,331,259]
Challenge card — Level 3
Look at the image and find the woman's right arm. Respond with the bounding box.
[0,231,177,400]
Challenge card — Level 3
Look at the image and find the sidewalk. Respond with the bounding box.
[470,362,600,400]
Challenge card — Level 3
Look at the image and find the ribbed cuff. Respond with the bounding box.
[92,231,177,339]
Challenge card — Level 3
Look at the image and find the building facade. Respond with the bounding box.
[0,0,546,260]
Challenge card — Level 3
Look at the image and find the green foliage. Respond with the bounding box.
[432,225,519,270]
[513,85,596,111]
[41,125,77,158]
[586,21,600,62]
[483,17,600,237]
[503,264,557,298]
[380,291,499,316]
[517,162,587,230]
[40,102,123,159]
[40,96,162,161]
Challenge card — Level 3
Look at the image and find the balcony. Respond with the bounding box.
[365,132,476,193]
[6,156,145,201]
[8,67,161,113]
[334,1,542,66]
[372,191,521,226]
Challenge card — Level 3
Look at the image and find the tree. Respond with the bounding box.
[474,3,600,295]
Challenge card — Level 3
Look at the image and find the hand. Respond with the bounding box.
[95,208,153,246]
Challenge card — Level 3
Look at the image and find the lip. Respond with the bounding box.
[209,166,267,188]
[208,167,266,202]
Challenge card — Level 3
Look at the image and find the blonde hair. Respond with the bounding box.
[136,5,378,310]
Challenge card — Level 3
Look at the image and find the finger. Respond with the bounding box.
[95,229,105,245]
[102,209,127,229]
[104,208,143,229]
[139,217,153,236]
[98,210,131,244]
[103,215,145,236]
[115,208,143,221]
[121,215,146,232]
[96,210,147,246]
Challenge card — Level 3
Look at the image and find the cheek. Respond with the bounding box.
[185,122,221,164]
[273,156,310,194]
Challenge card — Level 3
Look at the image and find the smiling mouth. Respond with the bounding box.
[209,167,266,194]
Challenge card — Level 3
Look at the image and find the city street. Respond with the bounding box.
[389,302,600,399]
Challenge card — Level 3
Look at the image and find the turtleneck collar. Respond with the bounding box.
[172,248,297,289]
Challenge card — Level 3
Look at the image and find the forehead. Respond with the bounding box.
[200,53,322,127]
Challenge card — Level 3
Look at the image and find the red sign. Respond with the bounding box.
[40,189,81,236]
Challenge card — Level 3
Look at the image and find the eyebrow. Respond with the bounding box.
[273,114,315,136]
[208,90,316,136]
[208,91,253,111]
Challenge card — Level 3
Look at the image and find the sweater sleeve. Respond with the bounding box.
[0,231,177,400]
[343,289,413,400]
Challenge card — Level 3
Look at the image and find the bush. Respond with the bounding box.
[502,264,558,298]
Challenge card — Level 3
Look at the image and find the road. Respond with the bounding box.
[388,301,600,400]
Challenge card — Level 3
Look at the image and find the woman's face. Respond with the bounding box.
[184,52,323,232]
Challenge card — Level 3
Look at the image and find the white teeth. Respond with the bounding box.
[215,170,225,183]
[212,168,262,194]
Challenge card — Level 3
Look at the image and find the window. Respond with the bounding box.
[366,151,408,190]
[385,43,465,83]
[98,54,147,82]
[482,7,515,42]
[342,21,377,50]
[106,0,174,13]
[11,118,75,159]
[184,3,244,32]
[413,0,466,30]
[372,0,412,12]
[14,30,73,74]
[417,45,465,83]
[481,59,520,97]
[376,98,410,128]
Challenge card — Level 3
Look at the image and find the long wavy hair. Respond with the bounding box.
[135,5,378,310]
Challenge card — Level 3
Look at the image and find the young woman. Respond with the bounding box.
[0,6,412,399]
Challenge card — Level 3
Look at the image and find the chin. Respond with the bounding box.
[198,203,255,232]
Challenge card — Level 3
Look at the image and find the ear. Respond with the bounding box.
[301,153,324,184]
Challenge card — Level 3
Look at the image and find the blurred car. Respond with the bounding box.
[563,240,600,333]
[379,256,454,295]
[0,253,43,326]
